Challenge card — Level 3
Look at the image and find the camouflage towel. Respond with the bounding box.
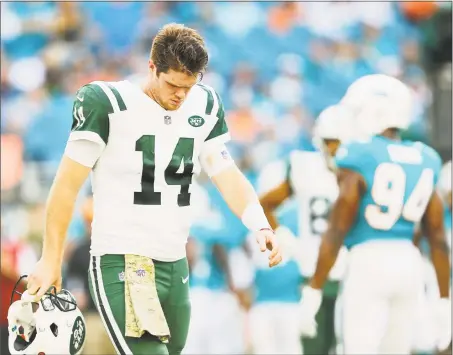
[124,254,170,342]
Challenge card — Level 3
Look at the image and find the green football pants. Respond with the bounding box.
[88,255,191,355]
[301,280,339,355]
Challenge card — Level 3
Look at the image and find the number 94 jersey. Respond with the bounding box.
[69,80,229,261]
[335,136,443,249]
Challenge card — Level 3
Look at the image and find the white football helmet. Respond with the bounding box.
[437,160,452,199]
[340,74,414,137]
[312,104,357,146]
[8,276,86,355]
[312,104,356,169]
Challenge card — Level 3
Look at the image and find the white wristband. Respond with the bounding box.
[241,202,272,232]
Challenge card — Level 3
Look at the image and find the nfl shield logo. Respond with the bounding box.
[164,116,172,125]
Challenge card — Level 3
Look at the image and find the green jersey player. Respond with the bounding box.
[26,24,282,355]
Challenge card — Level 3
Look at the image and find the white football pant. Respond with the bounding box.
[184,287,246,354]
[249,302,302,354]
[337,240,423,355]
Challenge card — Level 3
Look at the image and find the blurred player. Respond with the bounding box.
[260,105,353,355]
[300,74,451,354]
[247,165,303,355]
[184,181,246,355]
[26,23,282,355]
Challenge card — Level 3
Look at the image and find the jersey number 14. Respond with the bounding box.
[134,135,194,207]
[365,163,434,230]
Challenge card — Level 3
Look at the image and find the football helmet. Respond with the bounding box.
[340,74,414,137]
[312,104,356,169]
[8,275,87,355]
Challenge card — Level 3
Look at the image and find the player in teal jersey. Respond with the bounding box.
[299,74,451,354]
[247,199,304,354]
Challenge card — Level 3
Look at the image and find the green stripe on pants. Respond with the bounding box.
[88,255,191,355]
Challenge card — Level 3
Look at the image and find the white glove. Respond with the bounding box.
[275,226,297,259]
[433,298,452,351]
[299,286,323,338]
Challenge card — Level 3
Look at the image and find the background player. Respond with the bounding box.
[25,23,282,355]
[245,165,303,355]
[300,74,451,354]
[184,180,247,354]
[260,104,354,355]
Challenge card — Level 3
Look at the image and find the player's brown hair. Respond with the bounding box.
[151,23,208,77]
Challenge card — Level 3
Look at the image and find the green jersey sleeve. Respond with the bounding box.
[203,88,230,146]
[69,83,112,146]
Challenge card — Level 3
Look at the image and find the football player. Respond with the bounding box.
[300,74,451,354]
[26,24,282,355]
[260,104,353,355]
[247,161,303,355]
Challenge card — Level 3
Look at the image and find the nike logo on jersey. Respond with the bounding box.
[77,95,84,102]
[181,275,189,284]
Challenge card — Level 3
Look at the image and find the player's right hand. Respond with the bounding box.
[299,285,322,338]
[26,257,62,300]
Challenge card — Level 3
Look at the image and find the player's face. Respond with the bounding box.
[323,139,341,157]
[151,65,199,111]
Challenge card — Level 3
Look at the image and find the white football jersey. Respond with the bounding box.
[288,150,347,280]
[69,80,230,261]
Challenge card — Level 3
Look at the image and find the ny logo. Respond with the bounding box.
[164,116,172,125]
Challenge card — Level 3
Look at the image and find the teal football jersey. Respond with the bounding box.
[335,136,442,249]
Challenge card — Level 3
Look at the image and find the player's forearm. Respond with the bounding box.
[43,181,79,262]
[43,156,91,262]
[429,237,451,298]
[212,165,271,230]
[259,182,292,230]
[213,165,258,215]
[310,231,343,289]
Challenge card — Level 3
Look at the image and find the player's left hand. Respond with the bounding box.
[255,228,282,267]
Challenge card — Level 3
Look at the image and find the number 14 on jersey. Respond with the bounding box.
[134,135,195,207]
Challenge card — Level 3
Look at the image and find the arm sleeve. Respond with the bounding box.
[64,139,104,168]
[69,83,111,147]
[203,90,230,149]
[199,143,235,177]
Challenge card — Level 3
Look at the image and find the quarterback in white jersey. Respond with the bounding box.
[26,24,282,355]
[260,104,354,355]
